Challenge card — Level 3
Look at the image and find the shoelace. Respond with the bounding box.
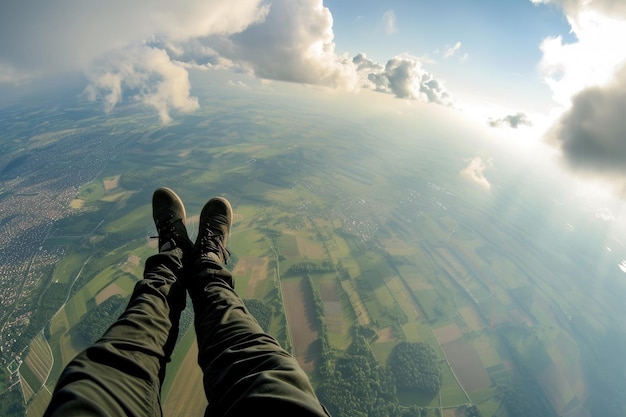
[150,213,180,240]
[198,222,231,263]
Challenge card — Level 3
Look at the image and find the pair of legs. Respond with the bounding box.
[44,188,329,416]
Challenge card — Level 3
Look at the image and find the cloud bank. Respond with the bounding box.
[0,0,268,77]
[1,0,269,122]
[1,0,453,121]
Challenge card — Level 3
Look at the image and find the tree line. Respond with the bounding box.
[286,261,334,276]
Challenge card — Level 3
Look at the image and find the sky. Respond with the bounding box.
[1,0,626,207]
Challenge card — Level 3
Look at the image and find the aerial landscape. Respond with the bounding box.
[2,1,626,417]
[0,77,624,417]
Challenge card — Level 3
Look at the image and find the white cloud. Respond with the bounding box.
[202,0,359,90]
[353,53,452,105]
[534,0,626,107]
[531,0,626,20]
[546,66,626,188]
[538,10,626,107]
[353,53,385,74]
[382,10,398,35]
[1,0,454,120]
[1,0,268,122]
[84,47,199,124]
[534,0,626,196]
[461,157,492,190]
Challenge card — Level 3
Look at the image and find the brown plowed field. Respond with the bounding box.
[282,278,319,373]
[232,256,269,298]
[320,279,343,333]
[95,283,125,305]
[434,323,463,345]
[442,339,491,393]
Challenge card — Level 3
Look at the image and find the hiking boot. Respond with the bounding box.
[193,196,232,266]
[152,187,193,253]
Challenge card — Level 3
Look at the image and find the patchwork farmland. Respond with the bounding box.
[9,96,601,417]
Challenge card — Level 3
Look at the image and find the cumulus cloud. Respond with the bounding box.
[382,10,398,35]
[353,53,384,73]
[534,0,626,195]
[1,0,268,121]
[534,0,626,107]
[1,0,454,120]
[203,0,358,90]
[547,65,626,179]
[352,53,452,105]
[488,112,533,129]
[461,158,492,190]
[84,47,199,124]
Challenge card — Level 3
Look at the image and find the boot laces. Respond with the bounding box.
[199,222,230,262]
[151,213,181,240]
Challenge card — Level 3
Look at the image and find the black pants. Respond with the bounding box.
[44,248,329,416]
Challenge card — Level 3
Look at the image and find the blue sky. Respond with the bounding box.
[325,0,574,107]
[326,0,576,111]
[327,0,573,65]
[1,0,626,208]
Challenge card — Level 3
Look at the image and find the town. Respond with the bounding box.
[0,128,136,369]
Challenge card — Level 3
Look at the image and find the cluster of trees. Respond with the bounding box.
[286,261,334,276]
[496,383,557,417]
[387,341,442,394]
[458,405,480,417]
[316,329,428,417]
[243,299,272,332]
[317,332,399,416]
[75,295,126,344]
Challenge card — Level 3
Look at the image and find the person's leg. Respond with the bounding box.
[44,188,192,417]
[187,197,329,417]
[44,251,186,417]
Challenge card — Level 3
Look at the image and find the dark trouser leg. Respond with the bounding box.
[189,264,329,417]
[44,249,186,417]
